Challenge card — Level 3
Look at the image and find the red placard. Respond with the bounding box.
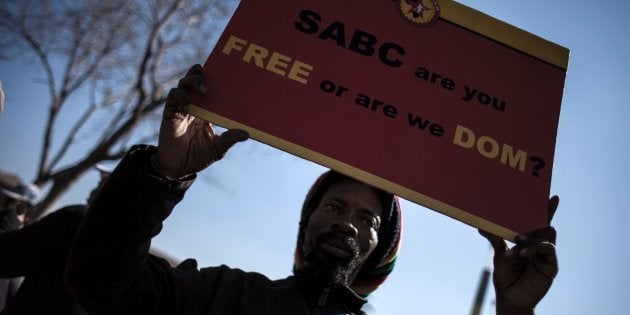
[188,0,569,240]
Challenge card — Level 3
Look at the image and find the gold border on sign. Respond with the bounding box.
[188,104,520,241]
[438,0,569,70]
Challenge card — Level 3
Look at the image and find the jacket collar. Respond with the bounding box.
[291,275,367,314]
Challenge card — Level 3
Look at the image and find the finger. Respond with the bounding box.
[518,242,558,272]
[519,226,557,245]
[166,88,190,107]
[185,64,203,76]
[178,65,206,96]
[216,129,249,154]
[518,242,559,280]
[519,241,556,258]
[548,195,560,225]
[478,229,508,255]
[164,88,191,119]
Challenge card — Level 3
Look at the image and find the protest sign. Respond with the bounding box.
[187,0,569,240]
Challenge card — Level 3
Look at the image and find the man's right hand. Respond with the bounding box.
[155,64,249,179]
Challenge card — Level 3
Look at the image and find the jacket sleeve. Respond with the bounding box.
[0,205,85,277]
[65,145,196,315]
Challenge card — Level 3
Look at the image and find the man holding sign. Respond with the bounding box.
[65,65,559,315]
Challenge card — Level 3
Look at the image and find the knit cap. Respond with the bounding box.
[294,170,402,297]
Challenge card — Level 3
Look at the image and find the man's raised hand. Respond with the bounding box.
[479,196,560,315]
[155,64,248,179]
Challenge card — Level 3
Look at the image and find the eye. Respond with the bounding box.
[359,215,379,230]
[323,202,341,213]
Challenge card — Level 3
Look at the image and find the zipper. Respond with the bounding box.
[317,286,331,315]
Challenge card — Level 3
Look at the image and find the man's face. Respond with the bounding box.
[301,178,383,285]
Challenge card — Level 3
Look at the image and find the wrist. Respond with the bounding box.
[495,297,535,315]
[150,154,191,180]
[126,145,196,191]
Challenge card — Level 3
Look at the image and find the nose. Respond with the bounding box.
[331,218,358,238]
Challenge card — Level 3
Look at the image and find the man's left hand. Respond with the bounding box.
[479,195,560,314]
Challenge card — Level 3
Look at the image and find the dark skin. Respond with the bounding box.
[301,179,383,286]
[156,64,559,314]
[479,196,559,315]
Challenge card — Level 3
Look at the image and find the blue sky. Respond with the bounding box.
[1,1,629,314]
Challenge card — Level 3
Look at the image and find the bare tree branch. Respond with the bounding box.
[0,0,237,217]
[48,82,100,170]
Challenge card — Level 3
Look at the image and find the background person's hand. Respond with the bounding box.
[155,64,248,179]
[479,195,560,315]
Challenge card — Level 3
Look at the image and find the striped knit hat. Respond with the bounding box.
[294,170,402,297]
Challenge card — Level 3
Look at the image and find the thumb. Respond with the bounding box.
[478,229,508,255]
[547,195,560,225]
[216,129,249,153]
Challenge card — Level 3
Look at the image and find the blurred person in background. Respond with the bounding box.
[0,172,41,312]
[0,167,106,315]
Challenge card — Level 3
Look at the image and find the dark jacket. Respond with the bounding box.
[66,145,367,315]
[0,205,89,315]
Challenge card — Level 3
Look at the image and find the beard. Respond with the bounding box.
[301,231,363,287]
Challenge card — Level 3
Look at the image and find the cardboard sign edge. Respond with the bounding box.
[440,0,570,70]
[187,104,520,241]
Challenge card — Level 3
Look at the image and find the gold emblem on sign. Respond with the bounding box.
[399,0,440,27]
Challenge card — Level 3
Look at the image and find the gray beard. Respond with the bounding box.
[300,252,359,287]
[301,234,363,287]
[326,258,361,286]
